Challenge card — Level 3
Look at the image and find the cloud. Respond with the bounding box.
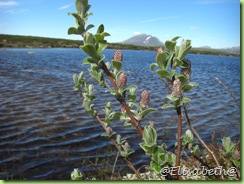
[59,3,73,10]
[133,32,141,35]
[140,16,180,23]
[6,8,28,14]
[0,0,18,7]
[190,26,200,30]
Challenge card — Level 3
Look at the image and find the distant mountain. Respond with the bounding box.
[219,46,240,55]
[122,34,163,47]
[197,45,240,56]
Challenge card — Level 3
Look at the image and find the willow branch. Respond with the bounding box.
[100,61,143,137]
[175,107,182,171]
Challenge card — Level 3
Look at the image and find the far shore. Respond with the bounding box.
[0,34,239,57]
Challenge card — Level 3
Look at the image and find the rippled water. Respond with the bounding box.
[0,48,240,179]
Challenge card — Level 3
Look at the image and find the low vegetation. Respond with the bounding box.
[0,34,239,57]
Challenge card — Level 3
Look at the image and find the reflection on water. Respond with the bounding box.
[0,48,240,179]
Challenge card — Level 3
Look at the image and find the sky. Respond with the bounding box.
[0,0,240,48]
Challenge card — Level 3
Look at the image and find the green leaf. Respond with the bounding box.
[173,57,183,68]
[71,168,84,180]
[192,145,200,156]
[150,63,158,72]
[78,71,84,80]
[70,12,83,25]
[101,132,114,138]
[116,135,122,145]
[231,157,240,167]
[110,112,123,120]
[112,60,122,73]
[76,0,90,16]
[181,58,191,68]
[105,102,112,115]
[162,103,175,109]
[140,108,156,118]
[171,36,181,42]
[185,129,193,142]
[97,43,107,55]
[222,137,235,154]
[156,52,167,69]
[152,146,165,165]
[175,74,187,84]
[126,85,137,94]
[178,39,191,60]
[140,142,155,155]
[165,40,176,52]
[102,32,110,37]
[165,52,174,69]
[120,151,128,158]
[127,94,136,101]
[143,125,157,147]
[150,161,162,173]
[169,69,175,79]
[84,33,95,45]
[179,45,192,60]
[178,98,191,107]
[73,74,79,85]
[182,82,198,92]
[97,54,105,65]
[68,27,79,35]
[123,121,133,126]
[82,98,96,116]
[167,94,179,102]
[80,44,98,59]
[85,24,95,32]
[87,84,94,95]
[156,69,169,79]
[82,57,96,65]
[174,46,180,57]
[94,34,104,43]
[97,24,104,34]
[108,89,119,96]
[105,62,111,69]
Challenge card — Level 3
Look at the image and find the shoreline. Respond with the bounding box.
[0,34,239,57]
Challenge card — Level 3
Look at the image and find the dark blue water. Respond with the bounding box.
[0,48,240,179]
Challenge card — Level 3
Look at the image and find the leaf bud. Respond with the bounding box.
[140,90,150,108]
[156,47,164,56]
[233,150,240,160]
[117,72,127,87]
[171,79,182,98]
[105,127,113,135]
[113,50,123,62]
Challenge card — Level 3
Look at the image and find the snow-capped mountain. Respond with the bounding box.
[122,34,163,47]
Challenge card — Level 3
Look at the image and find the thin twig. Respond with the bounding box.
[95,114,142,180]
[111,151,120,180]
[149,91,168,103]
[215,77,240,108]
[182,104,225,180]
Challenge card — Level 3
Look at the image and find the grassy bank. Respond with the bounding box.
[0,34,239,57]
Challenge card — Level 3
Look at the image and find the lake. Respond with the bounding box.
[0,48,240,179]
